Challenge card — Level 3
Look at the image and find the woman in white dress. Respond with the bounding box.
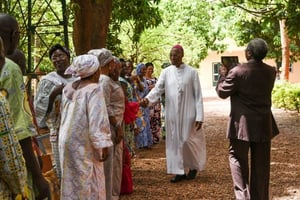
[59,54,113,199]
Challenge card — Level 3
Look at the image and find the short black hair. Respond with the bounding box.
[145,62,153,67]
[246,38,268,61]
[49,44,70,59]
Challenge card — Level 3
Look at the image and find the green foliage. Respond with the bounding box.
[5,0,300,79]
[1,0,72,73]
[107,0,162,57]
[272,82,300,112]
[156,0,227,63]
[112,0,229,74]
[232,17,282,61]
[222,0,300,62]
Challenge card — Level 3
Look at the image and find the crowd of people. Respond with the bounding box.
[0,12,280,200]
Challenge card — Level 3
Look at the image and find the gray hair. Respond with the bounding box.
[246,38,268,61]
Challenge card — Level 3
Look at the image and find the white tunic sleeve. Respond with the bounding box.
[193,70,204,122]
[146,69,166,105]
[88,87,113,149]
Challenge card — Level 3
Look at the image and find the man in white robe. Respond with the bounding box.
[141,45,206,183]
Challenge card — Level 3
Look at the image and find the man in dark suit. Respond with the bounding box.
[216,38,279,200]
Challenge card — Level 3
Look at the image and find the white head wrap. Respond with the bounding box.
[88,48,114,67]
[65,54,99,78]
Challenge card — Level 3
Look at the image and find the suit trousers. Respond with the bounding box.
[229,139,271,200]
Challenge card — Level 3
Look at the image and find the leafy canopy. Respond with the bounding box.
[222,0,300,62]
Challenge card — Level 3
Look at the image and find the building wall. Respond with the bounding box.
[289,61,300,83]
[198,48,299,89]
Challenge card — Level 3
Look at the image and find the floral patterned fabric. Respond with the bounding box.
[146,77,161,143]
[59,82,113,200]
[134,77,152,148]
[119,77,137,156]
[0,93,27,199]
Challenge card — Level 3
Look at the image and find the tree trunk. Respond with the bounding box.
[279,19,290,81]
[71,0,112,55]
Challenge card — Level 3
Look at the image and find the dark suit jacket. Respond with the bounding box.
[216,59,279,142]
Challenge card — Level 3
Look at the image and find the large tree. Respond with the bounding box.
[2,0,162,70]
[71,0,162,56]
[71,0,112,55]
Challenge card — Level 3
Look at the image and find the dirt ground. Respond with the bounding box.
[120,92,300,200]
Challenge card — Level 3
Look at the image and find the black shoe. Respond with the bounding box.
[170,174,186,183]
[186,169,197,180]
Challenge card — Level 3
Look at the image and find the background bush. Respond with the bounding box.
[272,81,300,113]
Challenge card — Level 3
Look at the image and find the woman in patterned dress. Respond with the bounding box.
[59,54,113,199]
[134,63,152,149]
[145,62,161,144]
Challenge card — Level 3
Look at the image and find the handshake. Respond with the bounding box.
[139,98,149,107]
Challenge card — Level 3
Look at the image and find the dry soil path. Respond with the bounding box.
[120,89,300,200]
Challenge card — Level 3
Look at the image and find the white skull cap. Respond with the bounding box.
[88,48,114,67]
[65,54,99,78]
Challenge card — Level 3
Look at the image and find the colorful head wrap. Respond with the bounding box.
[65,54,99,78]
[88,48,114,67]
[136,63,145,75]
